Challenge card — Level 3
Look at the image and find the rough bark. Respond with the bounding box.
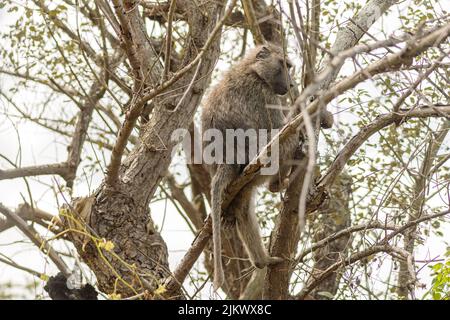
[263,0,400,300]
[306,173,353,299]
[397,120,450,298]
[64,1,226,297]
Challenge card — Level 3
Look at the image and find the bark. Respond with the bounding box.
[64,1,226,297]
[306,173,353,299]
[263,0,400,300]
[397,120,450,298]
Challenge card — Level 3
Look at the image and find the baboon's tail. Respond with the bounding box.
[211,169,226,290]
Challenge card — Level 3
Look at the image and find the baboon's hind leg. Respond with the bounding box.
[234,187,282,268]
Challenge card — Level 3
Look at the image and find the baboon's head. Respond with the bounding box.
[251,44,294,95]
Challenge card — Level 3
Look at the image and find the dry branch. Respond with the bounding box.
[0,203,69,276]
[0,163,70,181]
[296,209,450,299]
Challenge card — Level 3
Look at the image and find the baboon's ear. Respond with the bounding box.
[256,45,271,60]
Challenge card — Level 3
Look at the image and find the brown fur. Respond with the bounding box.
[201,44,299,289]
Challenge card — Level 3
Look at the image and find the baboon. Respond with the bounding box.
[201,44,332,289]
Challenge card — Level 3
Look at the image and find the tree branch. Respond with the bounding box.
[317,106,450,190]
[296,209,450,299]
[0,163,70,181]
[0,203,69,277]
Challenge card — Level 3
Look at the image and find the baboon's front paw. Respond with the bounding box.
[220,206,236,229]
[320,109,334,129]
[222,218,236,229]
[222,213,237,229]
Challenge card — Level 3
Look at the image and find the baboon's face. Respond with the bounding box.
[253,46,293,95]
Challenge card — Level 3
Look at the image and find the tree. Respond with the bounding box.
[0,0,449,300]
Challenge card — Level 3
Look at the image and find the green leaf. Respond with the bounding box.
[433,292,442,300]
